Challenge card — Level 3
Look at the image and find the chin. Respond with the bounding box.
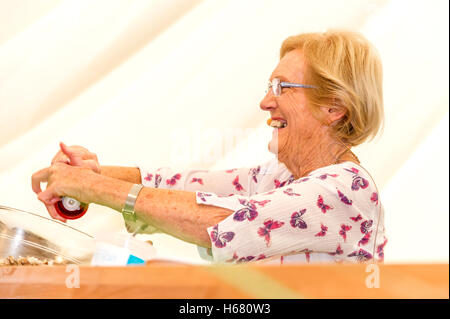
[269,136,287,159]
[269,134,293,165]
[268,138,277,155]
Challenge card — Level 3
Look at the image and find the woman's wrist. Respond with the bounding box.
[88,172,134,212]
[100,166,142,184]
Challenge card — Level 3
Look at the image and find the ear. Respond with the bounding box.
[320,99,346,126]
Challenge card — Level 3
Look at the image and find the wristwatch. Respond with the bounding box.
[122,183,144,223]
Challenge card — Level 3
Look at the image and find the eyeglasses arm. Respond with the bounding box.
[280,82,317,89]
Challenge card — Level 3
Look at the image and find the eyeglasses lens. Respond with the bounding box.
[272,78,281,96]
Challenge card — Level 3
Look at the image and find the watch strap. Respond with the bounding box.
[122,183,144,223]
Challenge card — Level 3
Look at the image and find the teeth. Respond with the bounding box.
[269,119,287,128]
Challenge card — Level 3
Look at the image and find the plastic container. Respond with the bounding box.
[91,232,157,266]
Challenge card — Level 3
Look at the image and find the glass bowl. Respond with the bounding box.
[0,205,95,265]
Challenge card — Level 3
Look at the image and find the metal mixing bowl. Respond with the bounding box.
[0,205,94,264]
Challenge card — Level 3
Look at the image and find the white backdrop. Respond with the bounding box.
[0,0,448,263]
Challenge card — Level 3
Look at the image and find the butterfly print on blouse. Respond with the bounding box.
[300,249,312,263]
[344,167,359,174]
[358,231,372,246]
[283,188,301,196]
[274,175,295,188]
[328,244,344,256]
[257,219,285,247]
[227,252,239,263]
[250,199,271,207]
[290,209,307,229]
[360,220,373,234]
[256,254,266,261]
[274,179,287,188]
[317,195,333,213]
[154,174,162,188]
[315,224,328,237]
[233,199,271,222]
[233,199,259,222]
[344,167,369,191]
[238,254,266,263]
[227,252,266,263]
[370,192,379,205]
[210,225,235,248]
[286,175,296,185]
[294,177,309,184]
[305,251,311,263]
[237,256,255,263]
[226,168,237,173]
[197,192,212,202]
[337,189,353,205]
[232,176,246,192]
[339,224,352,242]
[190,177,203,185]
[166,173,181,186]
[348,249,373,262]
[317,173,339,180]
[144,173,153,182]
[350,214,363,222]
[249,166,261,183]
[352,175,369,191]
[377,238,388,261]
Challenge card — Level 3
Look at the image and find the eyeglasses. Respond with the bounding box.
[266,78,317,96]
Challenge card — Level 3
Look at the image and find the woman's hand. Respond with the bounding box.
[52,142,101,174]
[31,163,96,222]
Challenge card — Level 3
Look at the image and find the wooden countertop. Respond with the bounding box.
[0,262,448,299]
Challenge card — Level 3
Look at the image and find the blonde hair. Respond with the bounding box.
[280,30,384,146]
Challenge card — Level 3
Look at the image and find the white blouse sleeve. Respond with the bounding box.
[137,164,252,196]
[196,164,385,264]
[124,159,288,233]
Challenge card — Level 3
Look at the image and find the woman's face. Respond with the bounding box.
[260,49,326,163]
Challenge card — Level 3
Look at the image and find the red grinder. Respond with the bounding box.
[54,197,88,220]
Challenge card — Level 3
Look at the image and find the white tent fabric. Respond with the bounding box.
[0,0,448,263]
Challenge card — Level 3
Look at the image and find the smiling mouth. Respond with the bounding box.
[267,118,287,129]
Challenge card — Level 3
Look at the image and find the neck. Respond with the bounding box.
[278,129,359,179]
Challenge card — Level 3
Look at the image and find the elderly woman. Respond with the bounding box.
[32,30,387,264]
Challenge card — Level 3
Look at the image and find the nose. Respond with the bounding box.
[259,91,278,111]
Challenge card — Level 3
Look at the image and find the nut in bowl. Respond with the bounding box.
[0,255,67,266]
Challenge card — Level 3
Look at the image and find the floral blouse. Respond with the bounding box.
[127,159,387,264]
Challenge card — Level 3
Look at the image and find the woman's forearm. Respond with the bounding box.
[90,174,232,248]
[100,166,142,184]
[135,188,233,247]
